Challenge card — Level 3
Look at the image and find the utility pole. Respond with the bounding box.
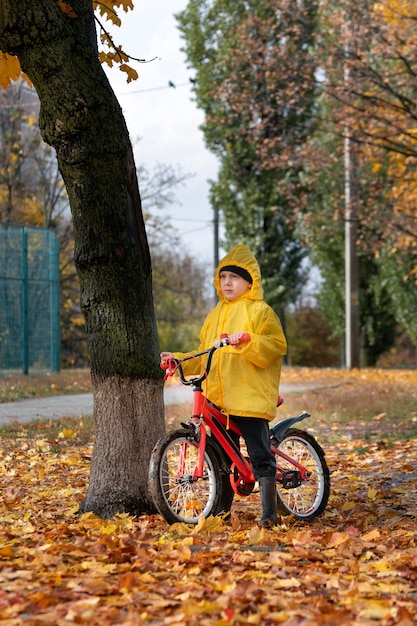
[344,131,360,368]
[213,207,220,304]
[214,207,219,269]
[344,32,361,369]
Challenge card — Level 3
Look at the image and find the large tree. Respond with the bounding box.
[0,0,165,518]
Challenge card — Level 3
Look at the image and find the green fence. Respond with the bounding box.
[0,224,60,373]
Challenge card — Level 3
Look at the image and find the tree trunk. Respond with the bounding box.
[0,0,166,518]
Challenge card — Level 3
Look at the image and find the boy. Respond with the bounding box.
[160,243,287,527]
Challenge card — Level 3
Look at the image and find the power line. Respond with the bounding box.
[118,79,194,96]
[170,217,211,224]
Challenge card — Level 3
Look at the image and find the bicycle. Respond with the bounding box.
[148,334,330,525]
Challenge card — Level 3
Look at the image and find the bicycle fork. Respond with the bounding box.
[177,417,211,483]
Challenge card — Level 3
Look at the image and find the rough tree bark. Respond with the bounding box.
[0,0,166,517]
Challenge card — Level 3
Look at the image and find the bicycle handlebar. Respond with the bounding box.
[161,332,251,386]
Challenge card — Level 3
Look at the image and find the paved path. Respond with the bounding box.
[0,382,318,426]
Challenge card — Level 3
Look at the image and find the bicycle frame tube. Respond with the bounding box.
[188,387,310,485]
[190,391,254,483]
[193,416,207,480]
[272,446,311,480]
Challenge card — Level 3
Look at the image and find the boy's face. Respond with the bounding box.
[219,270,252,301]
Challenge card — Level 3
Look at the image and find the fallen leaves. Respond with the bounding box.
[1,432,417,625]
[1,367,417,624]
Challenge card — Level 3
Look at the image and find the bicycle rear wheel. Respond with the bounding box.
[148,429,223,524]
[273,428,330,520]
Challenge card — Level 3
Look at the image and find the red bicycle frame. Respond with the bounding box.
[175,374,311,495]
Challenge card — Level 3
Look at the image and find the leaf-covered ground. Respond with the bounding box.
[1,368,417,625]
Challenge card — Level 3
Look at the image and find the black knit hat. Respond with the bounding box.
[221,265,252,284]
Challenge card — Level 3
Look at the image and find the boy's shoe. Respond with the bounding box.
[258,516,278,528]
[259,476,278,528]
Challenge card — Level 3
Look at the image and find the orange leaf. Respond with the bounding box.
[0,53,22,88]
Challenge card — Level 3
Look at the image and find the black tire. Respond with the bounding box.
[273,428,330,520]
[148,429,224,524]
[212,467,235,519]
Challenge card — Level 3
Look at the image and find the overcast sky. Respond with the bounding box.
[103,0,221,271]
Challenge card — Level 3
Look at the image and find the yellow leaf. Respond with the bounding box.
[361,528,380,542]
[328,531,351,548]
[341,501,356,511]
[65,505,80,517]
[274,577,302,589]
[81,561,117,575]
[119,64,139,83]
[246,524,265,545]
[100,522,118,534]
[371,559,394,574]
[357,599,391,619]
[59,428,77,439]
[367,487,378,500]
[93,0,133,17]
[168,522,193,536]
[192,515,225,534]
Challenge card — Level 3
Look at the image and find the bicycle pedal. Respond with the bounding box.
[280,470,302,489]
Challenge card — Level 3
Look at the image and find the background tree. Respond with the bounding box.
[176,0,318,321]
[138,159,212,352]
[0,83,87,366]
[300,127,401,366]
[0,83,43,223]
[300,0,417,364]
[0,0,164,518]
[0,84,210,366]
[285,300,340,367]
[317,0,417,254]
[177,0,417,367]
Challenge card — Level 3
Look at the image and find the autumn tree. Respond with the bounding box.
[285,301,340,367]
[142,165,212,352]
[0,83,43,223]
[176,0,318,317]
[300,125,402,366]
[300,0,417,363]
[0,83,87,367]
[0,83,69,230]
[0,82,209,366]
[0,0,165,518]
[316,0,417,257]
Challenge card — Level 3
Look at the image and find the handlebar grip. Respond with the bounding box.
[160,358,178,380]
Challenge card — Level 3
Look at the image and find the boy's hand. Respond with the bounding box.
[160,351,174,368]
[228,332,251,346]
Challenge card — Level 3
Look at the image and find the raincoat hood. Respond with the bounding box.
[214,244,263,301]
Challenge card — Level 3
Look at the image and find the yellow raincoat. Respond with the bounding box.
[174,244,287,421]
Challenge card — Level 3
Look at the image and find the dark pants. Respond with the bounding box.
[231,416,276,480]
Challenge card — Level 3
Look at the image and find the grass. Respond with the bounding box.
[279,380,417,446]
[0,368,92,402]
[0,414,95,447]
[1,366,417,447]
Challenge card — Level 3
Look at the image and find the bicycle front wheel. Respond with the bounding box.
[148,429,223,524]
[274,428,330,521]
